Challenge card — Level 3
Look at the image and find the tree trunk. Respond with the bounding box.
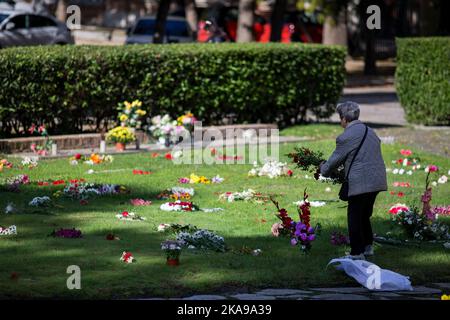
[154,0,172,44]
[322,10,347,46]
[269,0,286,42]
[184,0,198,40]
[237,0,255,42]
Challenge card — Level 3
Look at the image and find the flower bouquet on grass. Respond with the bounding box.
[161,240,182,266]
[2,174,30,193]
[29,196,52,207]
[156,187,195,201]
[51,228,82,239]
[248,159,293,178]
[271,189,321,254]
[0,225,17,235]
[386,165,450,242]
[120,251,135,263]
[63,182,127,200]
[176,229,226,252]
[288,147,344,183]
[160,200,199,212]
[116,211,146,221]
[157,223,198,234]
[218,189,269,203]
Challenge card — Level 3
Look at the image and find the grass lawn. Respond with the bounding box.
[0,125,449,299]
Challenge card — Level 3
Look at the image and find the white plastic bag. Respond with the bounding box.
[328,258,413,291]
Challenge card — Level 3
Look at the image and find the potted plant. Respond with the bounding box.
[117,100,147,149]
[106,126,136,151]
[161,240,182,266]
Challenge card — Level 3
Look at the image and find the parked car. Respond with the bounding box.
[126,16,193,44]
[0,10,73,48]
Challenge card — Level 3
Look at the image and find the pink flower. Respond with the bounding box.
[178,177,190,184]
[400,149,412,156]
[130,198,151,206]
[271,223,282,237]
[426,165,439,173]
[389,204,409,214]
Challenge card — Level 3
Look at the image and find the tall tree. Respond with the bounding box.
[237,0,255,42]
[270,0,287,42]
[154,0,172,44]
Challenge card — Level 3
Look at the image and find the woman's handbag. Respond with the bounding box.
[339,125,368,201]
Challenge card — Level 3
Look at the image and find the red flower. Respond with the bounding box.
[79,199,88,205]
[210,148,217,156]
[279,208,288,217]
[52,180,65,185]
[287,170,293,177]
[390,191,395,195]
[122,211,129,217]
[165,153,173,160]
[74,153,82,160]
[38,181,49,186]
[151,153,160,158]
[397,192,405,197]
[400,149,412,156]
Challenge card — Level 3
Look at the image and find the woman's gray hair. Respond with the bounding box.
[336,101,360,122]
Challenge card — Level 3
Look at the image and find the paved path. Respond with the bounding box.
[138,283,449,300]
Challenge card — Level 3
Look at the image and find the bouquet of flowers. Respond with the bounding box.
[156,187,195,201]
[117,100,147,128]
[149,114,188,146]
[176,229,226,252]
[63,182,126,200]
[177,112,197,132]
[130,198,152,206]
[178,173,223,185]
[21,156,39,168]
[288,147,344,183]
[120,251,135,263]
[271,190,321,254]
[70,153,114,166]
[51,228,82,238]
[389,149,421,176]
[106,126,136,144]
[0,159,13,171]
[157,223,198,234]
[161,240,182,260]
[218,189,267,203]
[0,225,17,235]
[29,124,52,156]
[29,196,52,207]
[248,159,293,178]
[115,211,146,221]
[160,200,199,212]
[4,174,30,192]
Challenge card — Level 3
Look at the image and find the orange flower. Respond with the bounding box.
[90,153,102,164]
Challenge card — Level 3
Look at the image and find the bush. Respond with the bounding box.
[0,43,346,137]
[395,37,450,126]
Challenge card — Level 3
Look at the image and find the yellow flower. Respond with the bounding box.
[120,114,129,122]
[189,173,200,184]
[442,294,449,300]
[124,101,132,110]
[132,100,142,108]
[136,109,146,116]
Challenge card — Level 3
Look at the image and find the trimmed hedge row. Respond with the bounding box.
[395,37,450,126]
[0,43,346,136]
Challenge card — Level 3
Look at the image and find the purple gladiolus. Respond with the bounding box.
[290,238,298,246]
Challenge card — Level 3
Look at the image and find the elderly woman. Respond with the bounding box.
[320,101,387,260]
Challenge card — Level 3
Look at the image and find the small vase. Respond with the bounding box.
[115,142,125,152]
[166,258,180,266]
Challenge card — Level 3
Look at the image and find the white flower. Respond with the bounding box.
[70,160,78,165]
[157,223,171,232]
[325,187,332,192]
[293,200,325,207]
[392,168,399,174]
[398,169,405,175]
[84,160,94,165]
[87,169,94,174]
[402,159,408,167]
[252,249,262,256]
[438,175,448,184]
[21,156,39,167]
[248,159,290,178]
[406,170,413,175]
[4,203,15,214]
[431,181,438,187]
[211,175,224,184]
[172,150,183,159]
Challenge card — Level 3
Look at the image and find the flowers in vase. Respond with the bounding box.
[177,112,197,132]
[117,100,146,128]
[149,114,188,146]
[248,159,292,178]
[115,211,146,221]
[120,251,135,263]
[161,240,182,260]
[106,126,136,144]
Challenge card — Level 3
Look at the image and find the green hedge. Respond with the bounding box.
[0,43,346,136]
[396,37,450,126]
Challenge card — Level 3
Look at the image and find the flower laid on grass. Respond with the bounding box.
[176,229,226,252]
[156,187,195,201]
[432,206,450,216]
[248,159,292,179]
[392,182,412,188]
[4,203,16,214]
[330,231,350,246]
[63,182,127,200]
[218,189,268,203]
[132,169,152,175]
[0,225,17,235]
[161,240,182,260]
[130,198,152,206]
[70,154,114,166]
[115,211,146,221]
[120,251,135,263]
[271,190,321,254]
[157,223,198,234]
[388,204,410,215]
[293,200,326,207]
[178,173,223,185]
[160,201,199,212]
[0,159,13,170]
[29,196,52,207]
[51,228,82,238]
